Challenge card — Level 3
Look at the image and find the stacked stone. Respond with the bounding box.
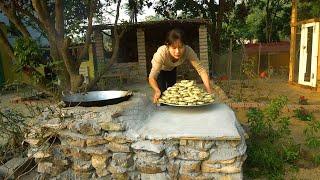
[25,106,70,177]
[56,105,138,179]
[24,94,247,179]
[24,95,146,179]
[131,140,168,179]
[165,138,246,180]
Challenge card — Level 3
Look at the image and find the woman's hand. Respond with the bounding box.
[198,71,214,94]
[206,87,213,94]
[153,89,161,103]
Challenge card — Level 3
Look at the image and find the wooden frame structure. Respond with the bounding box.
[289,0,320,91]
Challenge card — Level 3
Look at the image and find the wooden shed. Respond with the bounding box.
[91,19,211,83]
[289,18,320,91]
[245,42,290,76]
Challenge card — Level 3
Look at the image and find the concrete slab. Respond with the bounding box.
[138,103,241,140]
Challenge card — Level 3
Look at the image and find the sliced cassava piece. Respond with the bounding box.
[158,80,215,106]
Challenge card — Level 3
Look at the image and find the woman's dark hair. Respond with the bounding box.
[165,28,185,45]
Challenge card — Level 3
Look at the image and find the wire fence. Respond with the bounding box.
[210,45,291,81]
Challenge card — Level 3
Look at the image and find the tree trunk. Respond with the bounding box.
[289,0,297,82]
[207,0,217,75]
[2,0,124,94]
[85,0,123,91]
[49,44,71,91]
[85,31,123,90]
[216,0,224,54]
[210,0,224,76]
[58,38,83,92]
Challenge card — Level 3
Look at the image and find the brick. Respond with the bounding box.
[200,42,208,46]
[200,50,208,54]
[138,59,146,62]
[199,34,207,37]
[138,58,146,62]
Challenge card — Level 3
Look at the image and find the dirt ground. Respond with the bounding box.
[220,78,320,179]
[219,78,320,104]
[1,79,320,179]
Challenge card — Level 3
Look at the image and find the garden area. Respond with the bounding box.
[0,0,320,179]
[1,78,320,179]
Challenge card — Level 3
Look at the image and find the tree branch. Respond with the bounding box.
[55,0,64,38]
[31,0,56,38]
[114,0,122,27]
[0,27,15,61]
[84,0,123,91]
[14,4,46,34]
[79,0,96,60]
[0,1,31,37]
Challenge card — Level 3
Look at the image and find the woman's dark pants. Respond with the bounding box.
[157,68,177,93]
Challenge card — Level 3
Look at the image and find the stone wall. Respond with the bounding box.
[25,94,246,179]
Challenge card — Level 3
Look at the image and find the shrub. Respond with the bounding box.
[244,96,300,179]
[298,96,308,105]
[304,118,320,165]
[294,107,313,121]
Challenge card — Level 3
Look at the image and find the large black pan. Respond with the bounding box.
[62,91,133,107]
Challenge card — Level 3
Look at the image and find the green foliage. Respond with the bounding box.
[241,57,257,79]
[124,0,145,23]
[151,0,318,49]
[13,37,48,84]
[298,0,320,20]
[281,141,301,164]
[245,96,301,179]
[304,119,320,149]
[13,37,43,71]
[64,0,104,42]
[245,140,285,179]
[314,154,320,165]
[246,0,291,42]
[294,107,313,121]
[247,107,265,134]
[304,118,320,166]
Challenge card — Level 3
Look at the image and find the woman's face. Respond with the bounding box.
[168,40,185,60]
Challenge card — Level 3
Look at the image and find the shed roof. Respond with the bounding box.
[297,18,320,26]
[93,18,211,31]
[245,41,290,54]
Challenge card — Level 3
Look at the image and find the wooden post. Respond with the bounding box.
[318,22,320,91]
[289,0,298,82]
[267,53,270,77]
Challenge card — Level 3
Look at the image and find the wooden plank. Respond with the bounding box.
[297,18,320,26]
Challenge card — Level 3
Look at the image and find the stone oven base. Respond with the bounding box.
[25,94,247,180]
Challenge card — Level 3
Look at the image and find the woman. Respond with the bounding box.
[148,28,213,103]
